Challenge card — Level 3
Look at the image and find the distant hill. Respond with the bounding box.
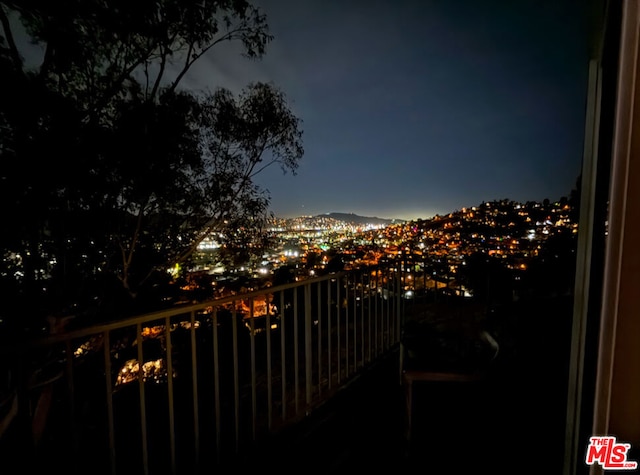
[318,212,403,226]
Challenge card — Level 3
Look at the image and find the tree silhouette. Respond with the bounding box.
[0,1,303,332]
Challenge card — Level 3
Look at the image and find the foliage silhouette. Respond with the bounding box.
[0,1,303,333]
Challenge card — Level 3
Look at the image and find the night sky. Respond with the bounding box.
[176,1,590,220]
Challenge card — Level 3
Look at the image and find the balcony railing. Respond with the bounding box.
[0,263,408,475]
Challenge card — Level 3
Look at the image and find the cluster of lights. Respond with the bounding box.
[115,358,172,386]
[74,336,103,358]
[139,320,201,340]
[198,238,221,250]
[141,325,166,339]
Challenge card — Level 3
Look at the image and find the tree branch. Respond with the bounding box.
[167,41,193,94]
[249,156,280,178]
[85,43,158,123]
[167,26,255,94]
[150,45,167,100]
[143,60,150,99]
[38,41,55,78]
[126,199,147,271]
[116,237,129,289]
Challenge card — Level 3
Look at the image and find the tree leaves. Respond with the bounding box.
[0,1,302,329]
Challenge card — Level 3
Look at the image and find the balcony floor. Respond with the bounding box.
[229,359,564,474]
[225,320,570,475]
